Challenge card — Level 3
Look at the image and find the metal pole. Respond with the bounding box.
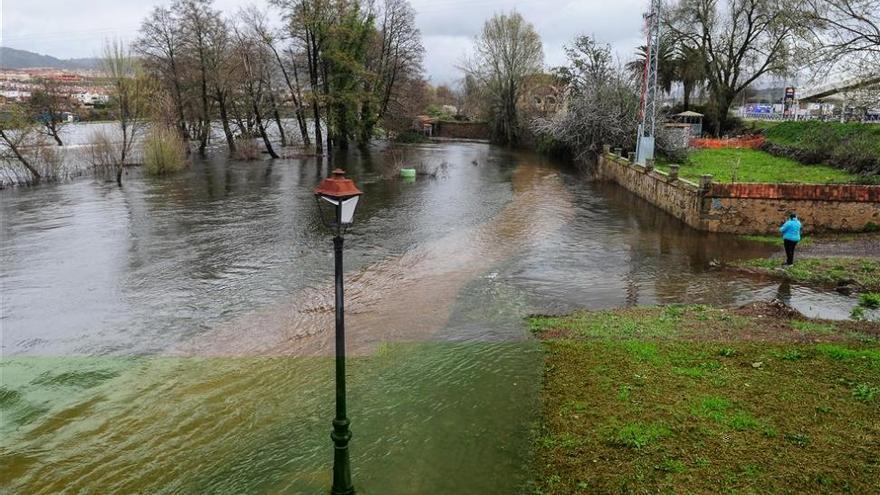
[331,234,354,495]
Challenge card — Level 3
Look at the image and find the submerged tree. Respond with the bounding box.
[462,11,544,145]
[28,78,73,146]
[103,39,153,186]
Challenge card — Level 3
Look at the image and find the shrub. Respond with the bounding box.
[143,127,187,175]
[232,135,261,161]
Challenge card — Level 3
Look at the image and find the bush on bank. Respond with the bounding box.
[760,122,880,176]
[144,127,188,175]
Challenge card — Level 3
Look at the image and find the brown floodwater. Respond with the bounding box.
[0,141,865,493]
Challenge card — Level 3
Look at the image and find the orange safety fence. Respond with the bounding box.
[689,136,765,149]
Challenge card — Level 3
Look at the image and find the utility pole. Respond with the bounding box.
[636,0,662,164]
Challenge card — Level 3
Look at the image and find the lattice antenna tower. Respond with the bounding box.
[636,0,662,164]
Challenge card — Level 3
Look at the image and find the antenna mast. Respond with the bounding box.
[636,0,662,164]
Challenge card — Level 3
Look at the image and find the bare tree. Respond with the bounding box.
[28,78,73,146]
[805,0,880,61]
[232,21,280,159]
[136,6,191,142]
[462,11,544,145]
[103,39,153,186]
[0,103,44,181]
[176,0,224,156]
[667,0,811,135]
[532,35,640,160]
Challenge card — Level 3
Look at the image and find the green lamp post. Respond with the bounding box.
[314,169,363,495]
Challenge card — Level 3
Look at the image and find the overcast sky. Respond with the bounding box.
[1,0,647,85]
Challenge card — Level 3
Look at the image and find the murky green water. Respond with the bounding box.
[0,141,863,493]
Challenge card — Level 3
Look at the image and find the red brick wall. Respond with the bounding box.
[434,121,490,140]
[709,183,880,202]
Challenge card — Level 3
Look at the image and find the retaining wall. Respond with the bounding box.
[596,149,880,234]
[434,121,490,140]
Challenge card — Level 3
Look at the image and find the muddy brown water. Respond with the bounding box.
[0,141,865,493]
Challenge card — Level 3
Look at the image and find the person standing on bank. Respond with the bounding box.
[779,213,802,266]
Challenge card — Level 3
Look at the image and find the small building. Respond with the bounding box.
[671,111,703,137]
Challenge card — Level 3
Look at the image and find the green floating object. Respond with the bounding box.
[400,168,417,178]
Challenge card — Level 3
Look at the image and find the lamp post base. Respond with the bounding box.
[331,418,354,495]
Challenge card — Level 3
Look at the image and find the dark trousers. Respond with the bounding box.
[783,239,798,265]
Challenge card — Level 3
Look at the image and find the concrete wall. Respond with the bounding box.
[597,150,880,234]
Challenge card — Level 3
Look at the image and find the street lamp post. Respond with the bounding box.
[314,169,363,495]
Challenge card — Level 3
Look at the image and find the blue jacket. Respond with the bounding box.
[780,218,802,242]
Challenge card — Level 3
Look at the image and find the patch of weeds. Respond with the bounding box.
[692,396,760,430]
[851,306,867,321]
[694,457,710,468]
[529,316,563,335]
[692,396,731,422]
[852,384,877,403]
[718,347,736,357]
[816,344,880,366]
[858,292,880,309]
[672,366,705,378]
[561,400,589,416]
[727,411,759,431]
[658,458,686,473]
[557,432,585,450]
[790,320,836,334]
[617,385,631,402]
[816,405,833,414]
[779,349,805,361]
[785,433,811,447]
[623,341,660,363]
[611,422,671,449]
[742,464,762,477]
[762,426,778,438]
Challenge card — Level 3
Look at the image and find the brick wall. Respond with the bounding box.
[434,121,490,140]
[597,151,880,234]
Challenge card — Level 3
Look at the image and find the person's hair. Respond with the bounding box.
[789,213,797,219]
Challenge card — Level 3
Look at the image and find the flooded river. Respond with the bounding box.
[0,142,863,493]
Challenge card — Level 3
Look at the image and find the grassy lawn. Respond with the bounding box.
[657,148,859,183]
[528,305,880,494]
[735,257,880,291]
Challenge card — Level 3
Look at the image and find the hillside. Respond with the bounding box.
[0,47,101,70]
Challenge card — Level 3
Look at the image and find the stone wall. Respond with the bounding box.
[596,149,880,234]
[434,121,490,140]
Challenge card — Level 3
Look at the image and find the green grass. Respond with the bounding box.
[657,148,858,183]
[529,306,880,494]
[859,292,880,309]
[739,234,814,247]
[735,257,880,291]
[762,121,880,175]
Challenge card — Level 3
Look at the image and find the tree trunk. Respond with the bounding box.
[217,89,237,154]
[0,129,41,181]
[268,90,287,147]
[48,124,63,146]
[253,101,279,159]
[291,61,310,146]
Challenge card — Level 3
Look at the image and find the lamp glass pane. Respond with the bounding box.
[340,196,359,224]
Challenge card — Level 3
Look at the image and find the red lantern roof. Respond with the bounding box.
[314,169,363,199]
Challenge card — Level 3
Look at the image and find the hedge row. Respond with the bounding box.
[760,121,880,176]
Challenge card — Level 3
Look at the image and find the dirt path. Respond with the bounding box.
[799,232,880,259]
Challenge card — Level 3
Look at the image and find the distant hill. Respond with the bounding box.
[0,47,101,70]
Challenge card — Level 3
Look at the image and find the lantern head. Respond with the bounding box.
[314,169,363,235]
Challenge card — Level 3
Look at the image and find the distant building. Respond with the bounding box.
[518,73,567,117]
[73,92,110,107]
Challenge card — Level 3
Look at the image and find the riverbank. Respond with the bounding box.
[528,304,880,494]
